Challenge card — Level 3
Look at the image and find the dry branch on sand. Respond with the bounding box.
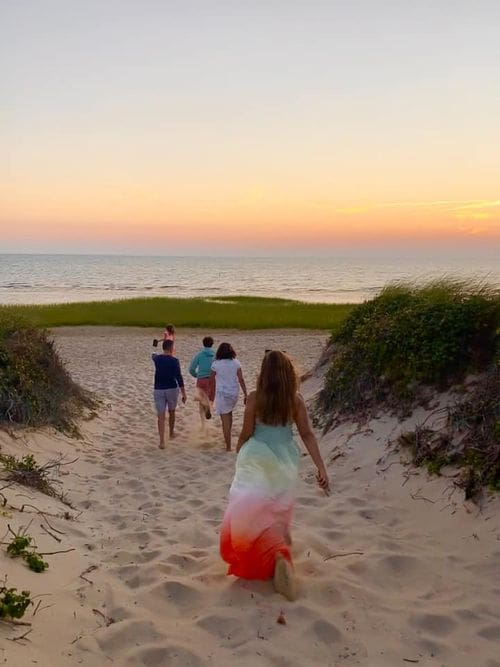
[0,453,77,505]
[397,370,500,501]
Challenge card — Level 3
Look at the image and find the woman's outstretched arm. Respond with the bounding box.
[236,391,256,453]
[294,394,330,492]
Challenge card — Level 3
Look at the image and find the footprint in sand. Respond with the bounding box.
[140,580,203,612]
[310,619,343,645]
[478,625,500,641]
[411,612,457,637]
[129,645,204,667]
[96,620,165,654]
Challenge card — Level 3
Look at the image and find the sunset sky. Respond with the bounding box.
[1,1,499,256]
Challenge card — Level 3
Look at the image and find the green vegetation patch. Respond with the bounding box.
[6,531,49,573]
[0,296,354,330]
[0,586,32,620]
[0,314,98,433]
[318,279,499,421]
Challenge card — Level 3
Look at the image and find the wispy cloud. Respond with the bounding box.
[450,200,500,211]
[453,211,494,221]
[458,225,490,236]
[335,199,500,221]
[334,206,372,215]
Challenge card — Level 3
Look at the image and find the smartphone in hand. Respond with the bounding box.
[152,339,158,347]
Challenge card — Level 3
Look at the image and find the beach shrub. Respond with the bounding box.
[318,279,499,421]
[0,314,97,433]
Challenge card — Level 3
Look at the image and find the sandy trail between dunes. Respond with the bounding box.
[1,328,500,667]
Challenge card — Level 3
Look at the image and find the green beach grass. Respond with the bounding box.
[0,296,355,331]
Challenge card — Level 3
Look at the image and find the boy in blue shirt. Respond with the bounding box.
[152,339,186,448]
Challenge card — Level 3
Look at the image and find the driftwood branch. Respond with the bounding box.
[324,551,364,561]
[79,565,98,584]
[40,524,62,543]
[6,626,33,642]
[92,608,115,627]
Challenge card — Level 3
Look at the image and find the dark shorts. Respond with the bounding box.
[196,376,216,402]
[154,388,179,414]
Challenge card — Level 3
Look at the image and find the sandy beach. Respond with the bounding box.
[1,327,500,667]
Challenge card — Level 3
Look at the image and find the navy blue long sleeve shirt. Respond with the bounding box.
[152,354,184,390]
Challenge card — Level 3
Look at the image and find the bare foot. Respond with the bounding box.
[159,442,165,449]
[273,555,297,601]
[169,432,176,440]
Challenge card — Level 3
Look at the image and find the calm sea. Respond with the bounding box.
[0,254,498,305]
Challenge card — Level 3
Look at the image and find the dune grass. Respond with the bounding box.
[319,278,500,420]
[0,314,98,433]
[0,296,355,331]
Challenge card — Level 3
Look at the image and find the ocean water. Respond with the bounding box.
[0,254,498,305]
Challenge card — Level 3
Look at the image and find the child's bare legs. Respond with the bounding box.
[168,409,176,439]
[198,388,211,418]
[194,388,211,426]
[198,402,205,426]
[221,413,233,451]
[157,413,166,449]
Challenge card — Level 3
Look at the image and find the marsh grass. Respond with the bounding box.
[0,296,354,330]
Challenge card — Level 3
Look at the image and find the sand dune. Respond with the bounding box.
[1,328,499,666]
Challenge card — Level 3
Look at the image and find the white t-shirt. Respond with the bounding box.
[211,359,241,396]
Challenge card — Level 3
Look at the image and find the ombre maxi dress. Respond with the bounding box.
[220,421,300,580]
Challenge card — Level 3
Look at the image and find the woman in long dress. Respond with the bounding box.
[220,350,330,600]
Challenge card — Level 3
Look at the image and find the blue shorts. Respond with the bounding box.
[154,388,179,414]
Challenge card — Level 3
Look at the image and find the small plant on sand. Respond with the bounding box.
[0,586,32,620]
[0,314,98,434]
[318,279,499,425]
[0,452,63,499]
[5,529,49,573]
[6,535,32,557]
[24,552,49,573]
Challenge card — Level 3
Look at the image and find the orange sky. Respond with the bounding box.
[2,2,499,255]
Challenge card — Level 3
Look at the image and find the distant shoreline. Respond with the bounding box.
[2,254,498,307]
[0,295,355,331]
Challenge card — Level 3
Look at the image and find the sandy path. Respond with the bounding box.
[57,328,332,667]
[1,327,499,667]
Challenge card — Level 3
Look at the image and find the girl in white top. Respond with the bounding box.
[211,342,247,451]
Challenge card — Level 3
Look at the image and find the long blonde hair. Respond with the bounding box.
[255,351,298,426]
